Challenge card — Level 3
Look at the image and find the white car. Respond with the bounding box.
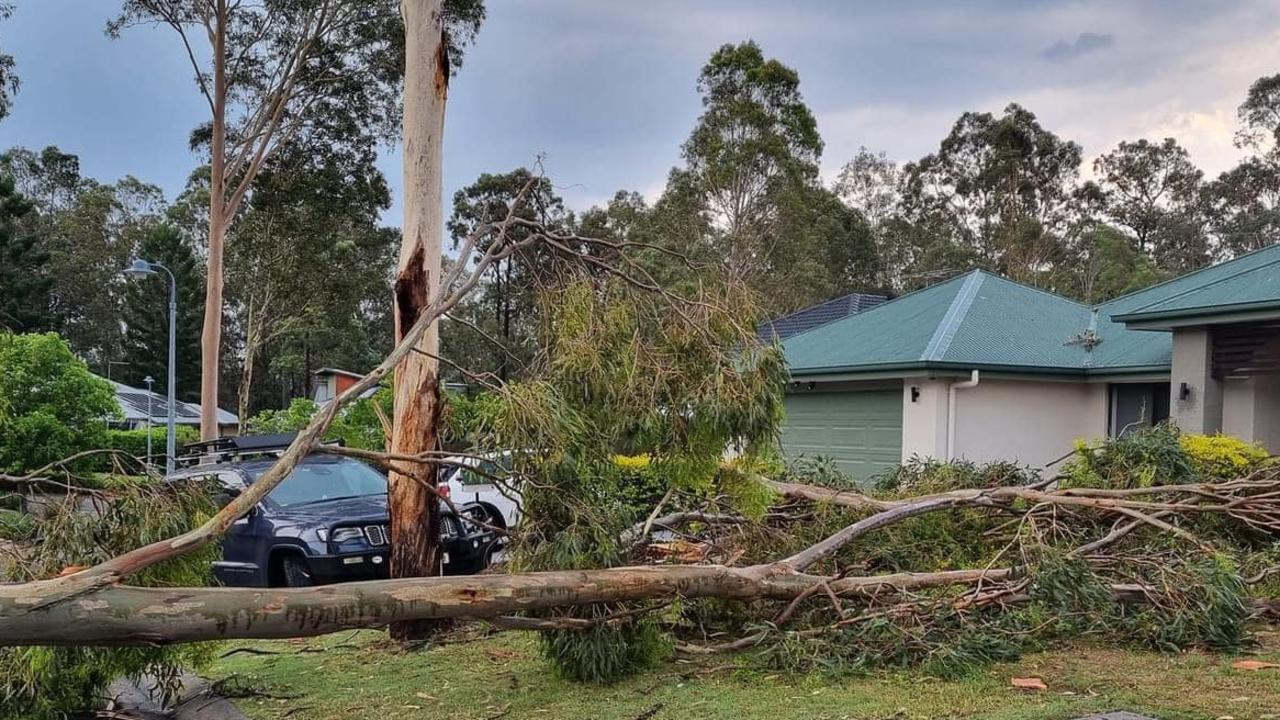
[439,454,522,531]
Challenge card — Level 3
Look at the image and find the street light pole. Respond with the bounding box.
[144,375,154,468]
[124,259,179,474]
[164,265,177,473]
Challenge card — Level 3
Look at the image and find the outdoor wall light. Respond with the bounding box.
[1179,382,1192,401]
[911,386,921,402]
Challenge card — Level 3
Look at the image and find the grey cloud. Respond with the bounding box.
[1042,32,1115,62]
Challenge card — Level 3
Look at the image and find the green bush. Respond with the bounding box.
[1180,433,1271,479]
[0,332,118,471]
[244,386,489,452]
[873,456,1039,495]
[103,425,200,464]
[247,397,320,435]
[1063,423,1199,489]
[0,478,222,719]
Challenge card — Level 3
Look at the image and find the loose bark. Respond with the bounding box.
[0,564,1011,646]
[388,0,449,640]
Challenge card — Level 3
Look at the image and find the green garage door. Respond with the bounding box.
[781,390,903,481]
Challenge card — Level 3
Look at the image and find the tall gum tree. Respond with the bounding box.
[108,0,407,439]
[390,0,448,640]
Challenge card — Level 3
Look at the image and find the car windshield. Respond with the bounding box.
[258,460,387,508]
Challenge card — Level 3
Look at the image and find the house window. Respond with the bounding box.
[1109,382,1171,437]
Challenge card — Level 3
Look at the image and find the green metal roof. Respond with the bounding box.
[1110,243,1280,328]
[783,270,1173,377]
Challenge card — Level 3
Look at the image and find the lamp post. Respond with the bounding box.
[144,375,155,468]
[124,259,178,474]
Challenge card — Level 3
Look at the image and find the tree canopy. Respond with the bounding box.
[0,332,118,471]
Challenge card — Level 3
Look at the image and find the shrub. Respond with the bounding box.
[1063,423,1199,489]
[0,479,221,719]
[0,332,118,471]
[1180,433,1270,479]
[873,456,1039,496]
[246,397,319,435]
[243,386,493,452]
[103,425,200,464]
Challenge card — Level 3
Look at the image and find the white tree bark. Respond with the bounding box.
[388,0,448,639]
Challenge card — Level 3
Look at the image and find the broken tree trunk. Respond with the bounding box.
[388,0,449,641]
[0,565,1010,645]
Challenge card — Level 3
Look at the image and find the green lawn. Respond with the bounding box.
[208,629,1280,720]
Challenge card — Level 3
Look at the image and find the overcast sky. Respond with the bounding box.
[3,0,1279,225]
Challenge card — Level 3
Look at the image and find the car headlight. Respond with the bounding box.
[321,527,364,543]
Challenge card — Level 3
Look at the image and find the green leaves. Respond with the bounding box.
[0,332,118,472]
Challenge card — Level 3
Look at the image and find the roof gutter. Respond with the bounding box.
[946,370,980,461]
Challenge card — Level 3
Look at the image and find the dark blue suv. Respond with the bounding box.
[170,440,500,587]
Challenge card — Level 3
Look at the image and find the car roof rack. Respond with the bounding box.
[177,433,343,468]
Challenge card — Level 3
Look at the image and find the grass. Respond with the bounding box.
[206,628,1280,720]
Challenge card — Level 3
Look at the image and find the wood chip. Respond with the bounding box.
[1010,677,1048,690]
[1232,659,1280,671]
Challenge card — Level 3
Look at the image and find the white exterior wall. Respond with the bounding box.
[1223,375,1280,452]
[901,379,950,460]
[1170,327,1224,434]
[948,378,1108,469]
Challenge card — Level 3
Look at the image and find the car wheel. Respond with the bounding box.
[281,555,314,587]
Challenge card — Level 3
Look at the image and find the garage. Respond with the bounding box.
[780,388,903,481]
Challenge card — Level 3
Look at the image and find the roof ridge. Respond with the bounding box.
[1102,242,1280,308]
[977,271,1093,310]
[1123,253,1280,314]
[922,271,985,361]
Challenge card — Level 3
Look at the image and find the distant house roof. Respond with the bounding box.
[314,367,365,380]
[105,378,239,426]
[1111,243,1280,329]
[759,292,888,342]
[783,270,1172,378]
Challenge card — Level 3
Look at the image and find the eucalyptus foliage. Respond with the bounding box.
[466,276,786,682]
[0,479,221,719]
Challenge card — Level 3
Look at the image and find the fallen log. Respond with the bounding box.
[0,565,1010,645]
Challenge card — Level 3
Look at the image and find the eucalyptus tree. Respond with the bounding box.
[898,103,1082,285]
[1207,74,1280,258]
[226,140,396,423]
[1207,154,1280,257]
[655,41,879,313]
[1091,138,1209,272]
[3,146,167,368]
[0,1,16,122]
[682,41,822,239]
[1235,73,1280,151]
[108,0,482,439]
[445,168,570,381]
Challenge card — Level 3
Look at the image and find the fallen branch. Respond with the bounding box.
[0,564,1012,645]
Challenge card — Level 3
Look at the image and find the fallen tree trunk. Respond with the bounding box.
[0,565,1010,645]
[6,470,1279,647]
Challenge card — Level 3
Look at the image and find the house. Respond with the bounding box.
[310,367,467,408]
[105,378,240,437]
[778,244,1280,480]
[311,367,371,406]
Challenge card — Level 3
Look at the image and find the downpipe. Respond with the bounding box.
[946,370,980,460]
